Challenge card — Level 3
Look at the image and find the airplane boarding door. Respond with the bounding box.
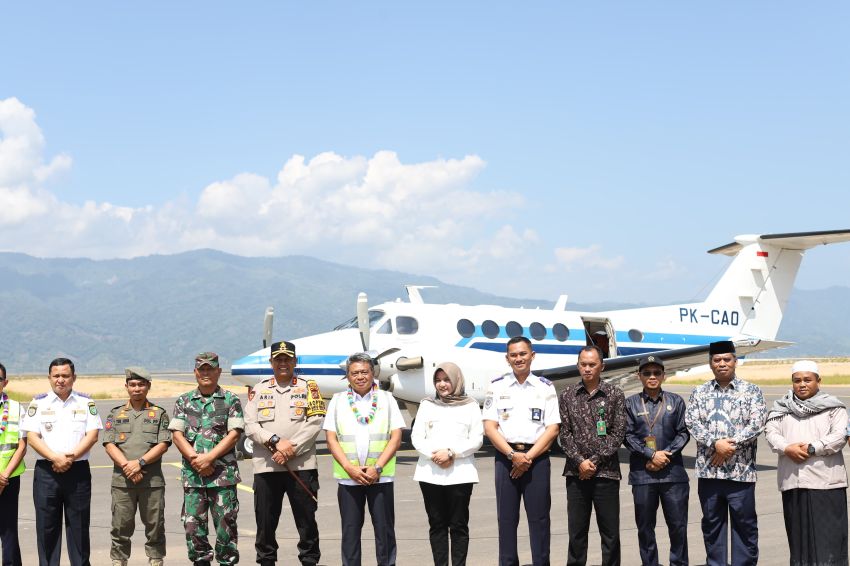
[581,317,617,359]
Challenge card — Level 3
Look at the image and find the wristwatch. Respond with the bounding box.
[508,450,516,459]
[807,444,816,456]
[375,465,383,475]
[268,434,281,451]
[138,458,147,468]
[447,448,455,459]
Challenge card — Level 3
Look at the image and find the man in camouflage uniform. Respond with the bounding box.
[169,352,244,566]
[103,367,172,566]
[245,340,326,566]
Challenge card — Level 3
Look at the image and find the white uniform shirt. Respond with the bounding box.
[411,400,483,485]
[323,388,406,485]
[20,390,104,460]
[482,373,559,444]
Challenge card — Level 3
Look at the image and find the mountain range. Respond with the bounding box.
[0,250,847,372]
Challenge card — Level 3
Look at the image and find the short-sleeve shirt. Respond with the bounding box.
[482,373,560,444]
[322,388,406,485]
[168,387,244,488]
[20,390,104,460]
[103,400,172,488]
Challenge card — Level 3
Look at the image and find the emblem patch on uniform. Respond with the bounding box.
[484,396,493,409]
[88,401,98,415]
[306,380,326,417]
[119,432,126,441]
[295,408,304,416]
[148,410,156,418]
[45,423,53,432]
[28,405,37,417]
[261,409,270,417]
[105,418,113,430]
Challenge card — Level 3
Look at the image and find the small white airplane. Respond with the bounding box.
[232,229,850,419]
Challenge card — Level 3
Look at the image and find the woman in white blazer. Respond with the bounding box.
[411,362,484,566]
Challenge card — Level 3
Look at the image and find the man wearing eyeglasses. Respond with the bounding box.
[624,356,690,566]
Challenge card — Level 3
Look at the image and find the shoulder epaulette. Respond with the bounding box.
[537,376,553,386]
[76,391,91,399]
[33,392,48,400]
[110,404,125,411]
[490,375,505,383]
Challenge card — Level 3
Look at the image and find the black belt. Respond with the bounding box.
[508,442,532,451]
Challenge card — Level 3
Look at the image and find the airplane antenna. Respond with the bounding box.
[262,307,274,348]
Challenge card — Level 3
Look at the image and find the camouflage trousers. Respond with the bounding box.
[182,485,240,564]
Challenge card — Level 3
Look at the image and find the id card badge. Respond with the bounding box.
[596,420,607,436]
[644,435,657,450]
[530,408,542,422]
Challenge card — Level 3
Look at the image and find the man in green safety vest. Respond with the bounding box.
[324,353,405,566]
[0,362,27,566]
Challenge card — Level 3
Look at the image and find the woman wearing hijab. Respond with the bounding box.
[765,360,849,566]
[411,362,484,566]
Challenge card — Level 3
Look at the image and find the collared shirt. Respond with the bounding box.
[102,400,171,488]
[322,388,406,486]
[244,376,325,473]
[411,400,483,485]
[685,377,766,483]
[482,372,559,444]
[558,380,626,481]
[169,387,244,488]
[20,390,103,460]
[624,389,690,485]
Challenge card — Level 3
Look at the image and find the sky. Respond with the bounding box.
[1,2,849,305]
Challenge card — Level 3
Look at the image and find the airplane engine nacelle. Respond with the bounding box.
[389,368,431,404]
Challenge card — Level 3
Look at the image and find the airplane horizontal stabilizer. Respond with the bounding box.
[708,229,850,256]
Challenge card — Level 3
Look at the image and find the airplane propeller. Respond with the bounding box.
[351,292,403,386]
[262,307,274,348]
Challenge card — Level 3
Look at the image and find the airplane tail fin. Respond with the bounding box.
[702,229,850,340]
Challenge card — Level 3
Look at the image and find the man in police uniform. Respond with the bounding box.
[103,367,172,566]
[0,361,27,566]
[21,357,103,566]
[245,340,326,566]
[483,336,560,566]
[170,352,244,566]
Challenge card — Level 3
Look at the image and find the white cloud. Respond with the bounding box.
[552,244,624,271]
[3,97,635,299]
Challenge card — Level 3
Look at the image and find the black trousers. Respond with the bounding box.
[632,482,689,566]
[254,470,320,566]
[33,460,91,566]
[565,476,620,566]
[494,452,551,566]
[0,475,22,566]
[418,481,474,566]
[338,482,396,566]
[697,478,758,566]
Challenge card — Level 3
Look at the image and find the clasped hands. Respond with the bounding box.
[121,459,145,484]
[51,453,76,474]
[709,438,737,466]
[270,439,297,466]
[784,442,812,464]
[510,452,533,479]
[645,450,673,472]
[431,448,454,469]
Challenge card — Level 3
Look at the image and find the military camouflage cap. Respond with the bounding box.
[124,366,152,382]
[270,341,296,358]
[195,352,220,368]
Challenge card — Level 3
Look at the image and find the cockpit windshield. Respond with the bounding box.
[333,309,386,331]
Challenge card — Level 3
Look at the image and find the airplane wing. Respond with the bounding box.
[533,338,792,395]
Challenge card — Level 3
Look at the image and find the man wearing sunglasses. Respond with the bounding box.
[624,356,690,566]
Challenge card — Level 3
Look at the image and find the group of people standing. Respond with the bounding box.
[0,336,849,566]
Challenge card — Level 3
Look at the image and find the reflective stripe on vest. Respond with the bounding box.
[0,399,26,478]
[332,392,396,479]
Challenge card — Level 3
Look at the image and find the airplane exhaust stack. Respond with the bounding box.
[396,356,424,371]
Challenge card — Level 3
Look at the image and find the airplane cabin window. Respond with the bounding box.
[553,323,569,341]
[396,316,419,335]
[506,321,523,338]
[482,320,500,339]
[530,322,546,341]
[628,329,644,342]
[457,319,475,338]
[376,320,392,334]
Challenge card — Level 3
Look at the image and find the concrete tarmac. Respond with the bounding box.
[11,384,850,565]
